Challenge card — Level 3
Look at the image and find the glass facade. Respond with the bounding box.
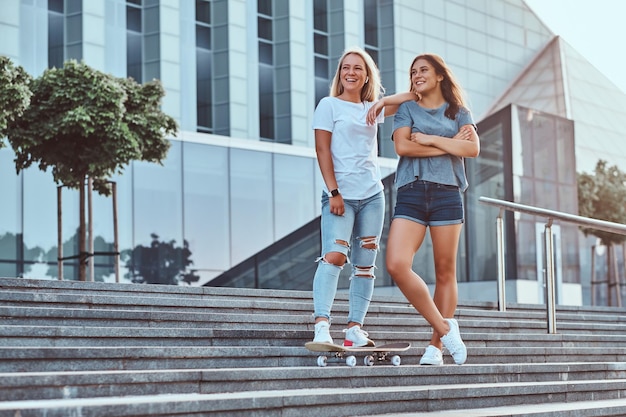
[258,0,291,143]
[126,0,160,83]
[48,0,82,68]
[466,104,579,302]
[2,0,624,305]
[0,137,327,284]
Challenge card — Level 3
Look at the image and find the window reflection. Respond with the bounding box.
[133,142,183,250]
[182,143,230,273]
[273,154,315,239]
[230,149,273,265]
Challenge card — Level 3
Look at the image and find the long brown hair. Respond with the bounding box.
[330,46,384,102]
[408,53,467,120]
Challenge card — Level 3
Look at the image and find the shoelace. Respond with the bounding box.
[344,328,368,337]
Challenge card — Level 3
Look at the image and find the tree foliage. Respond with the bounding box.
[6,59,177,195]
[0,56,32,147]
[577,160,626,246]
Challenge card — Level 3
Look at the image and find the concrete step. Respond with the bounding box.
[369,398,626,416]
[2,345,626,372]
[1,379,626,417]
[3,362,626,401]
[3,277,626,416]
[2,325,626,348]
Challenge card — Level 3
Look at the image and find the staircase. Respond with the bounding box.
[2,277,626,416]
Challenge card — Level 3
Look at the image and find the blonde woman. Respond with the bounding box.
[311,47,414,346]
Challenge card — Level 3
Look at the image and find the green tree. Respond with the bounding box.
[6,60,178,281]
[578,160,626,305]
[578,160,626,246]
[0,56,32,147]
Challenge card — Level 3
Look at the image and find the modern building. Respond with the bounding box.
[1,0,624,306]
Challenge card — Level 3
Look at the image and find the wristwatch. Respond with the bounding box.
[330,188,340,197]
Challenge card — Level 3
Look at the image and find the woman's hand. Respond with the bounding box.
[366,99,384,125]
[410,132,433,146]
[329,195,345,216]
[453,125,473,141]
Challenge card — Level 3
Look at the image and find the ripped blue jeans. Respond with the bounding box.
[312,190,385,325]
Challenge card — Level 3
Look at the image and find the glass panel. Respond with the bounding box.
[314,56,328,78]
[315,78,328,106]
[130,141,183,284]
[314,33,327,55]
[66,0,82,14]
[126,31,142,82]
[23,168,80,280]
[196,48,213,131]
[127,6,142,32]
[274,155,315,238]
[67,14,84,44]
[230,149,273,265]
[257,16,272,41]
[48,0,63,13]
[364,0,378,47]
[258,0,272,16]
[0,149,19,265]
[259,65,274,139]
[144,6,159,33]
[183,143,230,274]
[144,33,160,61]
[144,61,160,82]
[196,0,211,24]
[258,42,272,65]
[66,44,82,62]
[313,0,327,32]
[196,25,211,50]
[466,117,506,282]
[48,12,64,68]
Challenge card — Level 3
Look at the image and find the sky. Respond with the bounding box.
[524,0,626,94]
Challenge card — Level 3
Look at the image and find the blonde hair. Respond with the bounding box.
[329,46,383,102]
[408,53,467,120]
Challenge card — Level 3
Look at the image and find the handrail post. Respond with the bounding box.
[496,208,506,311]
[545,219,557,334]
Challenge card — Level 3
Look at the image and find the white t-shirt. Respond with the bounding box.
[312,97,385,200]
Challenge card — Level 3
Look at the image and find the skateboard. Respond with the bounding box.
[305,341,411,367]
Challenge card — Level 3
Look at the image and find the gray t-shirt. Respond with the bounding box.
[392,101,475,192]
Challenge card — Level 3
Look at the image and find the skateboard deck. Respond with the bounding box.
[305,342,410,367]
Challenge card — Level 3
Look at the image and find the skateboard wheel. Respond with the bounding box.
[345,355,357,367]
[317,356,328,367]
[364,355,375,366]
[391,355,401,366]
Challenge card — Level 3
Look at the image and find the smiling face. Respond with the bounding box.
[339,53,368,96]
[410,58,443,96]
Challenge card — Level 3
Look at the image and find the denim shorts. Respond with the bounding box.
[393,179,464,226]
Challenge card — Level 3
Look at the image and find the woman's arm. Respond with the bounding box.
[315,129,345,215]
[393,126,448,157]
[366,92,417,125]
[412,124,480,158]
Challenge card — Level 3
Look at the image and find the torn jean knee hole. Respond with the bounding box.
[358,236,379,250]
[315,256,344,269]
[354,265,376,278]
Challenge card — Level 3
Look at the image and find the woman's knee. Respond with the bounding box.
[324,251,346,266]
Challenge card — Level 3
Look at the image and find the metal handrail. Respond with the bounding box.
[479,196,626,334]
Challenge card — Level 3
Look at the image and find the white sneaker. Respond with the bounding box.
[419,345,443,365]
[343,326,375,347]
[313,321,333,344]
[440,318,467,365]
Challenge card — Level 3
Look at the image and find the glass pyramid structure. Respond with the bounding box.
[485,36,626,174]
